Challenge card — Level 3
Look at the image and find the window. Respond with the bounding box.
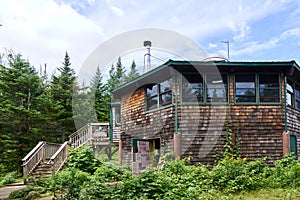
[182,74,204,103]
[207,74,228,103]
[146,84,158,110]
[295,85,300,109]
[235,74,256,103]
[159,79,172,106]
[146,79,173,111]
[287,79,294,106]
[115,106,120,126]
[259,74,280,102]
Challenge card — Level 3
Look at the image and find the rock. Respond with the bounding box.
[24,191,40,200]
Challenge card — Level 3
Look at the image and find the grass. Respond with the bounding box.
[231,188,300,200]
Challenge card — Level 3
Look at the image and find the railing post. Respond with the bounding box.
[42,142,45,162]
[88,124,93,144]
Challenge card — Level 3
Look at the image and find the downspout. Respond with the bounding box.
[284,76,288,132]
[173,75,181,159]
[175,93,178,134]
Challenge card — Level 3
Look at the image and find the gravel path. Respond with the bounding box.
[0,182,26,199]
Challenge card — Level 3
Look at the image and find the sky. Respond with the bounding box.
[1,0,300,77]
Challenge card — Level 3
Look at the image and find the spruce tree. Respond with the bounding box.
[0,53,45,173]
[50,52,77,142]
[90,67,110,122]
[124,60,139,82]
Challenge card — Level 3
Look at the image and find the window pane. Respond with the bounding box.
[236,88,255,96]
[146,85,158,97]
[296,85,300,109]
[115,106,120,126]
[207,74,228,103]
[235,74,256,103]
[259,74,279,102]
[160,91,172,106]
[286,79,294,106]
[182,74,203,103]
[146,96,158,110]
[160,79,172,93]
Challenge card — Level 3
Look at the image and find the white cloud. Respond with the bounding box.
[111,5,124,16]
[0,0,299,75]
[232,28,300,56]
[208,43,217,48]
[230,22,252,42]
[0,0,105,74]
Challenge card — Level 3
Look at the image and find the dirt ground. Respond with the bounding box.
[0,182,26,199]
[0,183,54,199]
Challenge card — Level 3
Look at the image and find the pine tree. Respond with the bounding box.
[106,57,126,93]
[0,53,45,173]
[124,60,139,82]
[90,67,110,122]
[50,52,77,142]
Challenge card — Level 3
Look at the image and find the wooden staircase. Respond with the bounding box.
[22,123,120,184]
[31,161,53,179]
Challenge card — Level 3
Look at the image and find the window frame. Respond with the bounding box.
[234,73,256,103]
[259,74,280,103]
[234,73,281,105]
[181,73,229,105]
[145,79,173,111]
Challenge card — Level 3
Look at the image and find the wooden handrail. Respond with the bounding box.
[48,141,69,173]
[69,124,90,148]
[22,141,45,163]
[22,141,46,183]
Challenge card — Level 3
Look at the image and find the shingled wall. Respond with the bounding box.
[118,73,287,166]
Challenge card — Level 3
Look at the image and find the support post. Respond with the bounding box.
[119,141,122,165]
[174,133,182,159]
[282,131,290,157]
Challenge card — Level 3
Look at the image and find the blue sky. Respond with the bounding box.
[0,0,300,75]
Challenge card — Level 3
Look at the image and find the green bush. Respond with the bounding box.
[265,154,300,188]
[94,164,130,183]
[0,171,21,186]
[8,154,300,199]
[47,168,91,200]
[67,145,102,174]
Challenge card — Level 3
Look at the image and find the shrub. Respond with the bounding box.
[266,154,300,188]
[47,168,91,199]
[67,145,102,174]
[0,171,21,186]
[94,164,130,183]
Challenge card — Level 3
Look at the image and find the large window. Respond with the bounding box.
[181,73,228,104]
[235,74,280,104]
[286,79,294,106]
[146,79,173,111]
[235,74,256,103]
[295,85,300,109]
[288,80,300,109]
[259,74,280,102]
[182,74,204,103]
[207,74,228,103]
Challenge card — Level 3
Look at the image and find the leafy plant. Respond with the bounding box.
[47,168,91,200]
[67,145,102,174]
[0,171,21,186]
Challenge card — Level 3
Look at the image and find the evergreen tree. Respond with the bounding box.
[124,60,139,82]
[90,67,110,122]
[49,52,77,142]
[0,53,45,173]
[107,57,126,93]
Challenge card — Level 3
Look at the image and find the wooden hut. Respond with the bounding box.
[110,60,300,170]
